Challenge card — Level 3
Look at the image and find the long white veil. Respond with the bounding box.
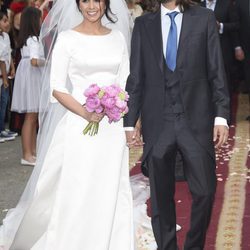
[0,1,133,249]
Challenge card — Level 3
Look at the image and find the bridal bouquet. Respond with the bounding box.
[83,84,129,136]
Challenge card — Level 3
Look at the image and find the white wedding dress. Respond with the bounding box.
[0,29,134,250]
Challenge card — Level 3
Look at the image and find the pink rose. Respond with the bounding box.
[124,106,129,114]
[101,95,116,109]
[86,96,102,113]
[103,85,119,97]
[106,107,121,123]
[115,98,127,110]
[84,84,100,97]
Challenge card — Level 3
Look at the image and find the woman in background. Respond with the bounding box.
[126,0,143,21]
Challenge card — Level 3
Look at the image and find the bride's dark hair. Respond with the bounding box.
[75,0,116,23]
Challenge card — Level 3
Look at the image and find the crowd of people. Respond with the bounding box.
[0,0,51,165]
[0,0,249,249]
[0,0,50,147]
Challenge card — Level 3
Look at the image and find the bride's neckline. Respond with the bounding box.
[70,29,113,37]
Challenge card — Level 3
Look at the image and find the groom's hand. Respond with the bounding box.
[125,128,143,148]
[213,125,229,148]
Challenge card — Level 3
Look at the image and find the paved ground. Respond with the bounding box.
[0,135,143,224]
[0,136,33,223]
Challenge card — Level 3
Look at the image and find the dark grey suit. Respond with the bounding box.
[125,4,229,250]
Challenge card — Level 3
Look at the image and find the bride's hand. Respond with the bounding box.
[82,107,104,123]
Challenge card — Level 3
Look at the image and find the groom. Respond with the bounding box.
[124,0,229,249]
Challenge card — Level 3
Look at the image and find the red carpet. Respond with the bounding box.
[130,94,250,249]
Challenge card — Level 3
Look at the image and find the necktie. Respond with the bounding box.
[166,11,179,71]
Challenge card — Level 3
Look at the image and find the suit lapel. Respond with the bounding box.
[176,7,196,68]
[144,10,165,74]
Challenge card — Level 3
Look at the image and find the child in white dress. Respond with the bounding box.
[11,7,44,165]
[0,11,16,142]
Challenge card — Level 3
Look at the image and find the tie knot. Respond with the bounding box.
[167,11,179,21]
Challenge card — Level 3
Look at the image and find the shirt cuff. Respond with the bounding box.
[214,117,228,128]
[124,127,135,131]
[219,23,224,34]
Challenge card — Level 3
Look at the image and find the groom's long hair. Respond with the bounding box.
[159,0,195,11]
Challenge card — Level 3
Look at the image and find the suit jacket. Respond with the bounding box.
[200,0,239,64]
[235,0,250,53]
[124,5,230,168]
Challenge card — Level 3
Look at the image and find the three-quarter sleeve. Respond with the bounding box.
[28,36,40,59]
[50,32,71,103]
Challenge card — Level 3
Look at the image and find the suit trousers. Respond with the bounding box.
[147,113,216,250]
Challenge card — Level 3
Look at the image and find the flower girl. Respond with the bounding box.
[11,6,44,166]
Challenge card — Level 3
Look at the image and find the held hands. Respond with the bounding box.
[125,127,144,148]
[213,125,229,148]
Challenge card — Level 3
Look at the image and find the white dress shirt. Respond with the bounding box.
[124,4,228,131]
[161,5,183,59]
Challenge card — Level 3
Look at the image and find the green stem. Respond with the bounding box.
[95,123,99,135]
[83,122,93,135]
[83,122,99,136]
[90,123,94,136]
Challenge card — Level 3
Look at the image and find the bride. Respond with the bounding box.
[0,0,134,249]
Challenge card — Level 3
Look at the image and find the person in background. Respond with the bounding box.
[11,7,44,165]
[0,0,6,12]
[8,1,27,134]
[0,11,16,143]
[141,0,160,13]
[200,0,240,123]
[234,0,250,120]
[1,0,13,10]
[33,0,53,20]
[9,1,28,26]
[126,0,143,20]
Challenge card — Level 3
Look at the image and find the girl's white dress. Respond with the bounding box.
[11,36,44,113]
[0,30,134,250]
